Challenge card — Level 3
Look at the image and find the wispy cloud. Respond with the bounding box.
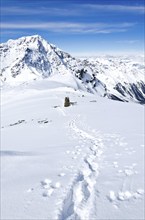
[116,40,139,44]
[83,4,145,14]
[1,22,136,34]
[1,4,144,17]
[1,6,81,16]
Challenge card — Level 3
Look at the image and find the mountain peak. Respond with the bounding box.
[1,35,41,46]
[0,35,76,85]
[0,35,144,103]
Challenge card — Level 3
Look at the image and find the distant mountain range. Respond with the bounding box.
[0,35,145,104]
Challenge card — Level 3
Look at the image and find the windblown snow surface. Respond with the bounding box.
[1,79,144,220]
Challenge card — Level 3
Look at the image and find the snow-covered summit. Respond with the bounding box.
[0,35,106,96]
[0,35,75,83]
[0,35,145,103]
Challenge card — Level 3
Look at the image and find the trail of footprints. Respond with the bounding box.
[26,118,144,219]
[56,119,104,220]
[26,118,103,220]
[58,143,102,220]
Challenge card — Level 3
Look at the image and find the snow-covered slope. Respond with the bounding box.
[1,84,144,219]
[0,35,75,82]
[0,35,145,103]
[83,56,145,103]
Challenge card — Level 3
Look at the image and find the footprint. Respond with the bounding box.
[113,161,118,168]
[41,178,61,197]
[90,145,97,152]
[41,178,52,188]
[58,172,66,177]
[133,190,144,199]
[85,157,99,172]
[43,188,54,197]
[27,188,34,193]
[52,182,61,189]
[113,204,119,209]
[136,189,144,195]
[72,151,76,155]
[72,156,77,160]
[118,169,123,174]
[76,151,81,155]
[108,190,116,202]
[117,191,132,201]
[124,169,134,176]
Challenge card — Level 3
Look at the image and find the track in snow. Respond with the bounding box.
[57,116,144,220]
[58,118,104,220]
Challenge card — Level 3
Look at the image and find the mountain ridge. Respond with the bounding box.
[0,35,145,104]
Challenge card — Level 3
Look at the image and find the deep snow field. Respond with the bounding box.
[1,79,144,220]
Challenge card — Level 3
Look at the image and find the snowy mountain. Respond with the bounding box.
[0,35,75,81]
[83,56,145,103]
[1,35,144,219]
[0,35,145,103]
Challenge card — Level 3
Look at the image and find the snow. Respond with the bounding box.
[1,80,144,220]
[0,34,144,219]
[86,56,144,90]
[1,35,145,103]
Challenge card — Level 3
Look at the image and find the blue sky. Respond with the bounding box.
[1,0,144,55]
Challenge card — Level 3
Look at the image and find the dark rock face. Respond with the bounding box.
[107,94,125,102]
[24,47,51,76]
[114,81,145,104]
